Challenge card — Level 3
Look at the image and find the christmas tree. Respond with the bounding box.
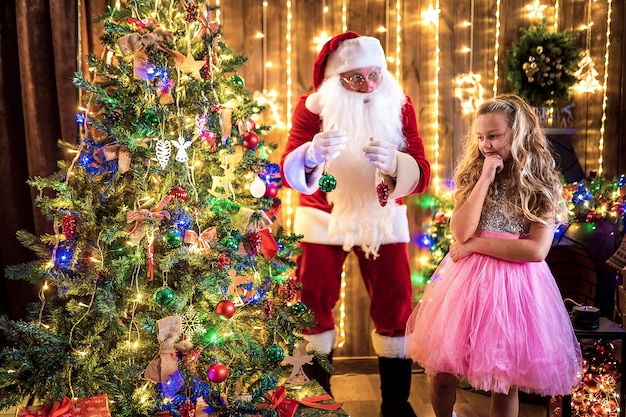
[0,1,320,416]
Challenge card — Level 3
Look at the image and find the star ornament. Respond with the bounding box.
[177,51,205,80]
[525,0,547,20]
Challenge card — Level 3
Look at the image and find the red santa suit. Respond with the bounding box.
[280,32,430,360]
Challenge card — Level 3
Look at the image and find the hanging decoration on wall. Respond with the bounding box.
[573,0,602,94]
[525,0,548,20]
[452,0,484,116]
[574,54,602,94]
[504,19,581,108]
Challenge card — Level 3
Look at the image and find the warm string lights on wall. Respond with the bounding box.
[422,3,441,195]
[493,0,502,96]
[598,0,612,176]
[283,1,294,234]
[341,0,347,32]
[553,0,559,30]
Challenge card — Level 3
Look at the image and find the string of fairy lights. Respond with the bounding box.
[27,0,617,404]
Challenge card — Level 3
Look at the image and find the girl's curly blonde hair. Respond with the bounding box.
[453,94,567,225]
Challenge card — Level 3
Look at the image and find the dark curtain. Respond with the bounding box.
[0,0,107,319]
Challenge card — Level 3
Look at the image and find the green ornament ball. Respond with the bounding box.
[155,287,176,307]
[221,236,239,251]
[290,302,309,314]
[266,345,285,363]
[164,229,184,248]
[319,173,337,192]
[144,110,159,125]
[230,75,245,86]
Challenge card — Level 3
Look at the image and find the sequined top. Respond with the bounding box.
[477,178,530,236]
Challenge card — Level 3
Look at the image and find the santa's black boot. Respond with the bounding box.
[378,356,417,417]
[302,350,333,396]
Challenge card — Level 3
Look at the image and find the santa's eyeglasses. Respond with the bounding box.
[340,70,383,90]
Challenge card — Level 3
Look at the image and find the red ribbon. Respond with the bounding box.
[48,397,74,417]
[259,386,343,417]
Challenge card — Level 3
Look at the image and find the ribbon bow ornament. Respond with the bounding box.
[124,195,172,245]
[118,28,174,80]
[184,227,217,253]
[193,5,220,42]
[260,386,344,417]
[145,315,182,383]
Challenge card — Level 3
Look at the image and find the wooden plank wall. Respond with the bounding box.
[219,0,626,357]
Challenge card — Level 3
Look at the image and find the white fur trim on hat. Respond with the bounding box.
[304,329,337,355]
[371,330,407,358]
[324,36,387,78]
[305,92,323,115]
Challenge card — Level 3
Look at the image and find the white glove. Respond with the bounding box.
[363,137,398,176]
[305,124,347,168]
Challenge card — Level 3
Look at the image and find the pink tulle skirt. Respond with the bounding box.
[405,231,582,396]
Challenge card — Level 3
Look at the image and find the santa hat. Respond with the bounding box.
[312,31,387,90]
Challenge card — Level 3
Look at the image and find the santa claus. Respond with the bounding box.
[280,31,430,417]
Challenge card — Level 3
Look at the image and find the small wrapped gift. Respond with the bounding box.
[18,395,110,417]
[18,397,75,417]
[74,395,110,417]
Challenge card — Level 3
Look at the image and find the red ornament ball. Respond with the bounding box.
[169,185,188,202]
[208,363,228,383]
[264,183,278,199]
[216,299,236,319]
[242,131,260,149]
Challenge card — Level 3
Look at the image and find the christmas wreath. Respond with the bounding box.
[505,19,581,107]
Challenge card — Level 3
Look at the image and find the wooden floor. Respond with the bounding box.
[331,357,549,417]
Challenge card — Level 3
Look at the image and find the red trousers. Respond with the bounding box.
[295,242,413,337]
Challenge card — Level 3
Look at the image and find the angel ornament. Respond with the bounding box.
[172,136,193,163]
[285,341,314,384]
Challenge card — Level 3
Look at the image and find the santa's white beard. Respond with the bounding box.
[312,73,407,257]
